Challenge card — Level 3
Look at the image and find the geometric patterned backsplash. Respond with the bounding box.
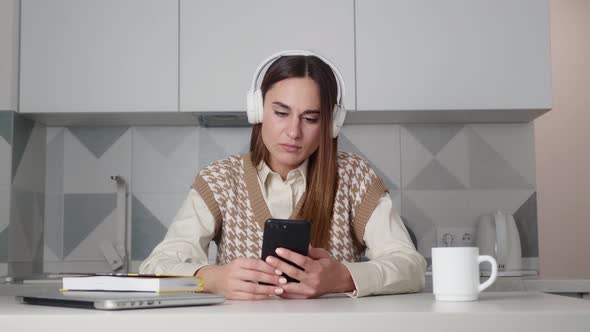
[0,118,538,274]
[0,111,46,276]
[0,111,12,276]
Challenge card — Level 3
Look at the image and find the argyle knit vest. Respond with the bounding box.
[191,151,387,264]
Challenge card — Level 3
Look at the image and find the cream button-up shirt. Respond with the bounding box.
[139,160,427,297]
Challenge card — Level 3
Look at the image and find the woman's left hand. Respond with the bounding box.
[264,246,356,299]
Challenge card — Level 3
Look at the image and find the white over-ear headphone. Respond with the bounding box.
[246,50,347,138]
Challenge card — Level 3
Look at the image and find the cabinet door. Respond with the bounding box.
[20,0,178,113]
[180,0,355,112]
[355,0,551,111]
[0,0,18,111]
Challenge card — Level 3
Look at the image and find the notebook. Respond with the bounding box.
[61,273,204,293]
[16,291,224,310]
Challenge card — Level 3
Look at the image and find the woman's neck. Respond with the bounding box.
[268,159,302,181]
[268,163,292,181]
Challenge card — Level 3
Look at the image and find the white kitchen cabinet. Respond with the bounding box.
[180,0,355,112]
[355,0,552,113]
[19,0,178,113]
[0,0,19,111]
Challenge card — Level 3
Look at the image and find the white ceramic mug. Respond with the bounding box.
[432,247,498,301]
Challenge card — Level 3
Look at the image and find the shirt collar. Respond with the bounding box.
[257,158,309,184]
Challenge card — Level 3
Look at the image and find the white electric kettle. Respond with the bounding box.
[476,211,522,275]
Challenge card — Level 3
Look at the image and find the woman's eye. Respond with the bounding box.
[274,111,288,117]
[304,117,319,123]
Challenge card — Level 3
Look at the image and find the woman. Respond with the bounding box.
[139,50,426,300]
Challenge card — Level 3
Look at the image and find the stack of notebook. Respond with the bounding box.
[61,273,204,293]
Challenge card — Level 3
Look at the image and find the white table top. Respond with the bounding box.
[4,277,590,294]
[523,279,590,293]
[1,291,590,332]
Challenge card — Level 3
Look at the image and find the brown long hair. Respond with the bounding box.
[250,55,339,248]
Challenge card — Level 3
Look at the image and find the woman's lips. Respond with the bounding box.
[280,144,301,152]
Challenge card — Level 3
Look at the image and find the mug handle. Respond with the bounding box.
[478,255,498,293]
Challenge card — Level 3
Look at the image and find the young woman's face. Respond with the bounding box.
[261,77,322,172]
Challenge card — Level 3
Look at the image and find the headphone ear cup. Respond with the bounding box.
[246,89,257,124]
[247,89,264,124]
[332,104,346,138]
[254,89,264,123]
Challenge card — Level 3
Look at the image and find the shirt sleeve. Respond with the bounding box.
[138,188,217,276]
[342,192,427,297]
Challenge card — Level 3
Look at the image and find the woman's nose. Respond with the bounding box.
[286,116,302,139]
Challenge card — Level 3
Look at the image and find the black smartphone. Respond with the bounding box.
[260,219,311,283]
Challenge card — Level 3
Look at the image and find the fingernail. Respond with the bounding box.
[275,248,284,255]
[265,256,274,264]
[275,288,284,295]
[275,269,282,275]
[279,277,287,284]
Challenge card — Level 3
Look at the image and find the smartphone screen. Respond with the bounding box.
[260,219,311,283]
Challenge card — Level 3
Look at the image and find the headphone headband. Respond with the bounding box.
[249,50,346,108]
[246,50,347,138]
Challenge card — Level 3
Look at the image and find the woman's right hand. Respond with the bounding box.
[195,258,287,300]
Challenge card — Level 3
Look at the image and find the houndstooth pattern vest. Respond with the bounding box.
[191,152,387,264]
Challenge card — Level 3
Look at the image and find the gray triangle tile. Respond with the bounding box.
[513,192,538,257]
[43,244,59,261]
[63,193,116,257]
[406,159,466,190]
[12,189,36,244]
[131,195,167,261]
[12,189,45,258]
[33,239,44,269]
[46,129,65,193]
[0,225,9,262]
[338,134,398,191]
[63,211,117,261]
[68,126,129,159]
[468,128,533,189]
[9,211,33,260]
[400,194,436,240]
[11,114,35,182]
[417,228,437,261]
[0,111,12,145]
[47,127,64,143]
[198,130,231,169]
[12,124,46,192]
[403,124,464,155]
[32,192,45,257]
[44,194,63,259]
[200,127,251,156]
[136,127,193,157]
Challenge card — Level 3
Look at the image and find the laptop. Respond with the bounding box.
[16,291,225,310]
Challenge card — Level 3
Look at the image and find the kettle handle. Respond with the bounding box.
[494,211,508,267]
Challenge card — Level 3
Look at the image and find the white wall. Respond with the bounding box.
[536,0,590,278]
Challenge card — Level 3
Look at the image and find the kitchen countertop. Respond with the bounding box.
[523,279,590,293]
[2,277,589,296]
[424,276,590,294]
[1,292,589,332]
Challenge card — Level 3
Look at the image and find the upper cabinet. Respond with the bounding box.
[15,1,552,122]
[0,0,19,111]
[355,0,552,113]
[19,0,178,113]
[179,0,355,112]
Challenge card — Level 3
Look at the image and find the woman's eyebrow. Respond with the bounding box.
[302,110,320,115]
[272,101,319,114]
[272,101,291,110]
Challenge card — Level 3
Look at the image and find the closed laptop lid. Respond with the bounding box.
[16,291,225,310]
